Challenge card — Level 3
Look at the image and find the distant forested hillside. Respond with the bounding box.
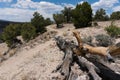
[0,20,23,33]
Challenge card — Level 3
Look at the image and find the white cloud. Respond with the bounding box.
[12,0,37,9]
[0,0,12,2]
[0,8,34,22]
[26,0,31,1]
[0,0,64,22]
[112,6,120,11]
[78,1,84,4]
[62,3,75,8]
[38,1,63,14]
[10,0,64,21]
[92,0,119,11]
[12,0,63,11]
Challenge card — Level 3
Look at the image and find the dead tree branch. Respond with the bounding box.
[52,31,120,80]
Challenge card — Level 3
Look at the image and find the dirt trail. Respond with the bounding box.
[0,24,65,80]
[0,24,70,80]
[0,39,64,80]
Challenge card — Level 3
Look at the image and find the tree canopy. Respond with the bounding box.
[94,8,109,21]
[2,24,21,47]
[110,11,120,20]
[61,7,73,23]
[21,23,36,42]
[53,13,65,27]
[31,12,46,33]
[72,2,92,28]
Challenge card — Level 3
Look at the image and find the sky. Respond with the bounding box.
[0,0,120,22]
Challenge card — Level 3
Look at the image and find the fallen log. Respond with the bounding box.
[53,36,101,80]
[53,36,74,80]
[87,58,120,80]
[52,31,120,80]
[53,48,73,80]
[76,56,101,80]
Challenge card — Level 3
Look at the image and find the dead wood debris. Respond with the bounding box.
[52,31,120,80]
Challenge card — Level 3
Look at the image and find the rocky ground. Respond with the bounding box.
[0,21,119,80]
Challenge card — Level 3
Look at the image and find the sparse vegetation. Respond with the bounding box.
[2,23,36,46]
[53,13,65,28]
[2,24,21,47]
[44,18,53,26]
[0,33,4,43]
[72,2,92,28]
[21,23,36,42]
[82,36,93,45]
[110,11,120,20]
[93,8,109,21]
[1,11,53,47]
[93,21,98,27]
[61,7,73,23]
[82,34,114,47]
[95,34,114,47]
[105,22,120,37]
[31,12,48,33]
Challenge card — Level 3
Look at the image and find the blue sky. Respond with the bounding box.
[0,0,120,22]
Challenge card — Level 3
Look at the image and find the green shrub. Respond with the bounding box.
[82,36,93,45]
[110,11,120,20]
[93,21,98,26]
[2,23,36,46]
[0,33,4,43]
[61,7,73,23]
[21,23,36,42]
[53,13,65,28]
[31,12,46,33]
[95,34,114,47]
[93,8,109,21]
[105,23,120,37]
[72,2,92,28]
[44,18,53,26]
[2,24,21,47]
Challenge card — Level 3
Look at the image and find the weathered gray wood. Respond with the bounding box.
[60,48,73,80]
[53,36,120,80]
[68,63,89,80]
[54,36,74,80]
[52,48,73,80]
[87,58,120,80]
[77,56,101,80]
